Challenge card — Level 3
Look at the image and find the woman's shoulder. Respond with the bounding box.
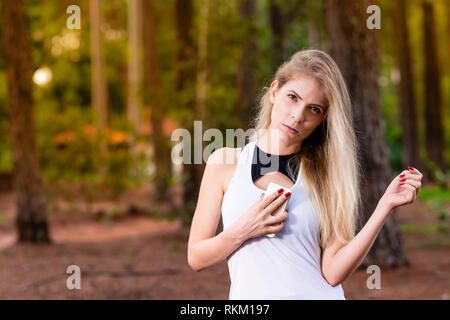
[207,146,242,193]
[207,146,242,167]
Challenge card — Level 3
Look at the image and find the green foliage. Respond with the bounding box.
[400,224,440,234]
[37,106,150,199]
[419,238,450,248]
[0,143,13,172]
[102,148,135,194]
[421,154,450,190]
[0,69,12,172]
[38,106,97,181]
[417,186,449,234]
[418,187,450,201]
[425,197,448,234]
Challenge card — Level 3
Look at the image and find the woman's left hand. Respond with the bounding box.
[379,166,423,211]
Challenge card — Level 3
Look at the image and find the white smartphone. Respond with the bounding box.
[263,182,291,238]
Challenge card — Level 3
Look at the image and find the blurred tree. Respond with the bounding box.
[1,0,50,242]
[446,0,450,166]
[269,0,319,67]
[196,0,209,123]
[127,0,143,133]
[269,0,285,71]
[192,0,210,212]
[90,0,108,132]
[324,0,409,267]
[423,0,446,173]
[236,0,258,130]
[395,0,425,177]
[175,0,201,220]
[447,0,450,84]
[142,0,172,204]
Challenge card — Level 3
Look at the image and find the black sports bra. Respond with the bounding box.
[251,144,301,183]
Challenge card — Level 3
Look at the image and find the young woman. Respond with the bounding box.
[187,49,423,299]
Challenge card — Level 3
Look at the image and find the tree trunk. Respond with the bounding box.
[423,0,446,173]
[127,0,143,134]
[175,0,201,221]
[269,0,285,68]
[325,0,409,267]
[90,0,108,132]
[236,0,258,130]
[1,0,50,243]
[191,0,210,212]
[142,0,172,204]
[447,1,450,85]
[395,0,425,179]
[196,0,209,123]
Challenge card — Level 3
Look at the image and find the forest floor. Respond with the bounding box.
[0,182,448,300]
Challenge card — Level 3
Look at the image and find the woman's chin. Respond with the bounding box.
[279,131,293,142]
[279,129,303,145]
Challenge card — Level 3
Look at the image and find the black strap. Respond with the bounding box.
[251,144,300,183]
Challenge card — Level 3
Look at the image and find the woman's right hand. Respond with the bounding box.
[229,188,290,242]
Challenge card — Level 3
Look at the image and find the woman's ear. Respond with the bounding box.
[269,80,279,104]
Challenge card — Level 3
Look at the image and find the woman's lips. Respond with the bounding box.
[283,123,298,134]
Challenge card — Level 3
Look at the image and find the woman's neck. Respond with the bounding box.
[256,129,302,155]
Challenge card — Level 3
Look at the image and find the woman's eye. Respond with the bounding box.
[311,106,321,114]
[288,94,297,101]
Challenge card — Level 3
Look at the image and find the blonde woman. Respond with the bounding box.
[187,49,423,299]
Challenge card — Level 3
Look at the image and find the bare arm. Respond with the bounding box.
[187,148,243,272]
[321,201,391,286]
[188,148,290,272]
[321,168,423,286]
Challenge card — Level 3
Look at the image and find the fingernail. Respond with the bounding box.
[260,193,265,198]
[408,166,414,170]
[399,174,405,178]
[400,178,406,182]
[400,183,405,186]
[285,192,291,197]
[277,188,283,193]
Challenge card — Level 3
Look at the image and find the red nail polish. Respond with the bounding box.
[285,192,291,197]
[260,193,265,198]
[400,183,405,186]
[277,188,283,193]
[399,174,405,178]
[408,166,414,170]
[400,178,406,182]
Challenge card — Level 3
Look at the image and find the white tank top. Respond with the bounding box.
[221,141,346,300]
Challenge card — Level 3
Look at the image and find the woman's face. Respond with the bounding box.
[268,75,328,146]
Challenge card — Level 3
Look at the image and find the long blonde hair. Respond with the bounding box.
[249,49,361,249]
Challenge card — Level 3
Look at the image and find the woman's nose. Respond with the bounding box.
[290,103,307,121]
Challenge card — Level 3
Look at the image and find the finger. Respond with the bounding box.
[398,172,418,180]
[400,183,416,202]
[398,172,422,183]
[402,179,421,190]
[397,170,410,181]
[408,166,423,179]
[265,221,284,234]
[263,192,291,215]
[267,209,288,224]
[401,179,421,198]
[259,188,284,209]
